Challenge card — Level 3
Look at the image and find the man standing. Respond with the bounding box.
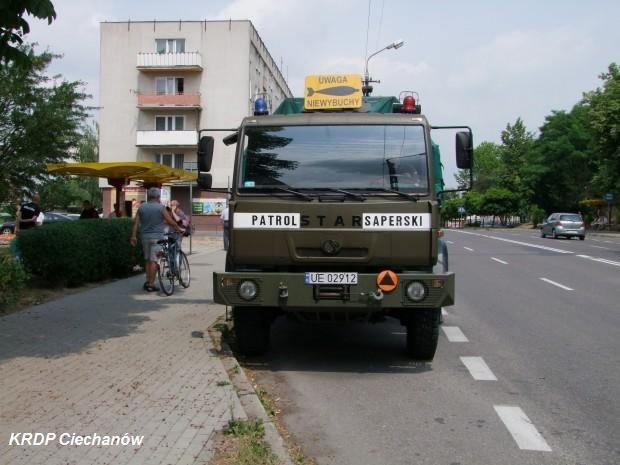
[130,187,184,292]
[15,194,41,235]
[80,200,100,219]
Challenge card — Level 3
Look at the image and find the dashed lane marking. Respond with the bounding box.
[540,277,574,291]
[460,357,497,381]
[464,246,474,252]
[446,240,454,244]
[491,257,509,264]
[576,254,620,267]
[441,308,448,317]
[590,245,609,249]
[450,230,573,254]
[494,405,552,452]
[442,326,469,342]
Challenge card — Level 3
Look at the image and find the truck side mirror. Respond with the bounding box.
[455,132,473,169]
[197,136,214,172]
[197,173,212,189]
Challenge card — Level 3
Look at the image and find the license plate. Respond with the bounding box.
[304,272,358,285]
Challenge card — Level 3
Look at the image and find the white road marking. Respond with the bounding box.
[451,230,573,254]
[494,405,552,452]
[491,257,508,264]
[603,241,614,244]
[577,254,620,267]
[591,239,601,242]
[441,308,448,317]
[464,246,474,252]
[446,240,454,244]
[590,245,609,249]
[442,326,469,342]
[540,277,574,291]
[460,356,497,381]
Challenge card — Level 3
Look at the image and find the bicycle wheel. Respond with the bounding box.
[178,251,190,288]
[157,256,175,296]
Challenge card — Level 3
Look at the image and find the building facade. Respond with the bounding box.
[99,20,291,228]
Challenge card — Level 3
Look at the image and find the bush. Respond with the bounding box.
[0,254,29,308]
[17,219,144,286]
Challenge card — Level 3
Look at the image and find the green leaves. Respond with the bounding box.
[0,44,88,204]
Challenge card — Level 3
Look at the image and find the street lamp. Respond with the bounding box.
[363,39,404,96]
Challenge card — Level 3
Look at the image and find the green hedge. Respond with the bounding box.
[17,219,144,286]
[0,254,29,308]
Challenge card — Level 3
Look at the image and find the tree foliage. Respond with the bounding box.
[446,63,619,224]
[0,0,56,65]
[0,44,88,205]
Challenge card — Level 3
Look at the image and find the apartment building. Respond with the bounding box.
[99,20,291,228]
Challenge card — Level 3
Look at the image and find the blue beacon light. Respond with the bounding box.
[254,97,269,115]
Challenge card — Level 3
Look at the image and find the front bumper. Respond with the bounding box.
[213,271,454,310]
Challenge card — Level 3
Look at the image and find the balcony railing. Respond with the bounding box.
[136,52,202,71]
[136,130,198,147]
[137,92,201,108]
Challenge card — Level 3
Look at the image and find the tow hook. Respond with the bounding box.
[278,283,289,300]
[369,289,384,302]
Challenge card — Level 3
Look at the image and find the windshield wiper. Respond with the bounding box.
[247,186,314,201]
[313,188,366,201]
[363,188,418,202]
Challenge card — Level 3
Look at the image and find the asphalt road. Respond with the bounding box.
[238,229,620,465]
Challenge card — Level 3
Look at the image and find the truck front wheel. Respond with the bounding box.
[405,308,440,360]
[233,307,271,356]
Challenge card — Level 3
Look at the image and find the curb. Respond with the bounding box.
[211,327,295,465]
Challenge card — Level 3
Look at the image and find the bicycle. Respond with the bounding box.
[156,232,190,295]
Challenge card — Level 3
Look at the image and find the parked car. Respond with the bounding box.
[540,213,585,240]
[0,211,75,234]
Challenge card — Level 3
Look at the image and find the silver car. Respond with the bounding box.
[541,213,585,240]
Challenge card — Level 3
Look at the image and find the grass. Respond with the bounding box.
[216,380,231,387]
[255,386,277,417]
[210,418,280,465]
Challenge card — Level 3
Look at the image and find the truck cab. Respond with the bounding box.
[198,75,472,360]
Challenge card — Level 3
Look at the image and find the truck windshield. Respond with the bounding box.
[238,125,428,193]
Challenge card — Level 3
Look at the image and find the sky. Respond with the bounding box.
[25,0,620,185]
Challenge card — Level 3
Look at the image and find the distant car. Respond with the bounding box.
[0,211,75,234]
[541,213,585,240]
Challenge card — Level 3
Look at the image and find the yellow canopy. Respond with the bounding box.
[47,162,197,185]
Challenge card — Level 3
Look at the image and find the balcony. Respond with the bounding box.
[136,130,197,148]
[136,52,202,72]
[137,93,201,109]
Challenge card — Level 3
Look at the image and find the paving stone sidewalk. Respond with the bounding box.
[0,235,243,465]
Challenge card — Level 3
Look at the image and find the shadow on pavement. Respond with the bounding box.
[239,317,433,375]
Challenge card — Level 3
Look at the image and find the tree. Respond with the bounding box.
[0,0,56,65]
[526,105,593,213]
[38,123,100,210]
[0,44,88,205]
[481,188,519,226]
[498,118,535,219]
[582,63,620,198]
[455,141,502,192]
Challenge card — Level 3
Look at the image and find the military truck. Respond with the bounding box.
[197,74,473,360]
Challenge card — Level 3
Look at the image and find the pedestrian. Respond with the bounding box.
[79,200,100,219]
[130,187,185,292]
[108,203,122,218]
[220,204,229,250]
[15,194,41,235]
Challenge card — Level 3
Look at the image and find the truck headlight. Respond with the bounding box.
[238,280,258,301]
[406,281,426,302]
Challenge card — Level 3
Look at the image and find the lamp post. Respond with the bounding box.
[363,39,404,96]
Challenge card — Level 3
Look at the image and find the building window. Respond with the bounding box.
[156,153,185,169]
[156,77,184,95]
[156,39,185,54]
[155,116,185,131]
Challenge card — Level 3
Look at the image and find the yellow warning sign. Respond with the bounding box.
[304,74,363,110]
[376,270,399,292]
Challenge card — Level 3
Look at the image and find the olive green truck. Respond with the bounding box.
[197,75,473,360]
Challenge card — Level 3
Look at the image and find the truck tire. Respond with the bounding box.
[233,307,270,356]
[406,308,440,360]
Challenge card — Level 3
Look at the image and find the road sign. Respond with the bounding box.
[604,192,613,202]
[304,74,363,110]
[458,206,466,214]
